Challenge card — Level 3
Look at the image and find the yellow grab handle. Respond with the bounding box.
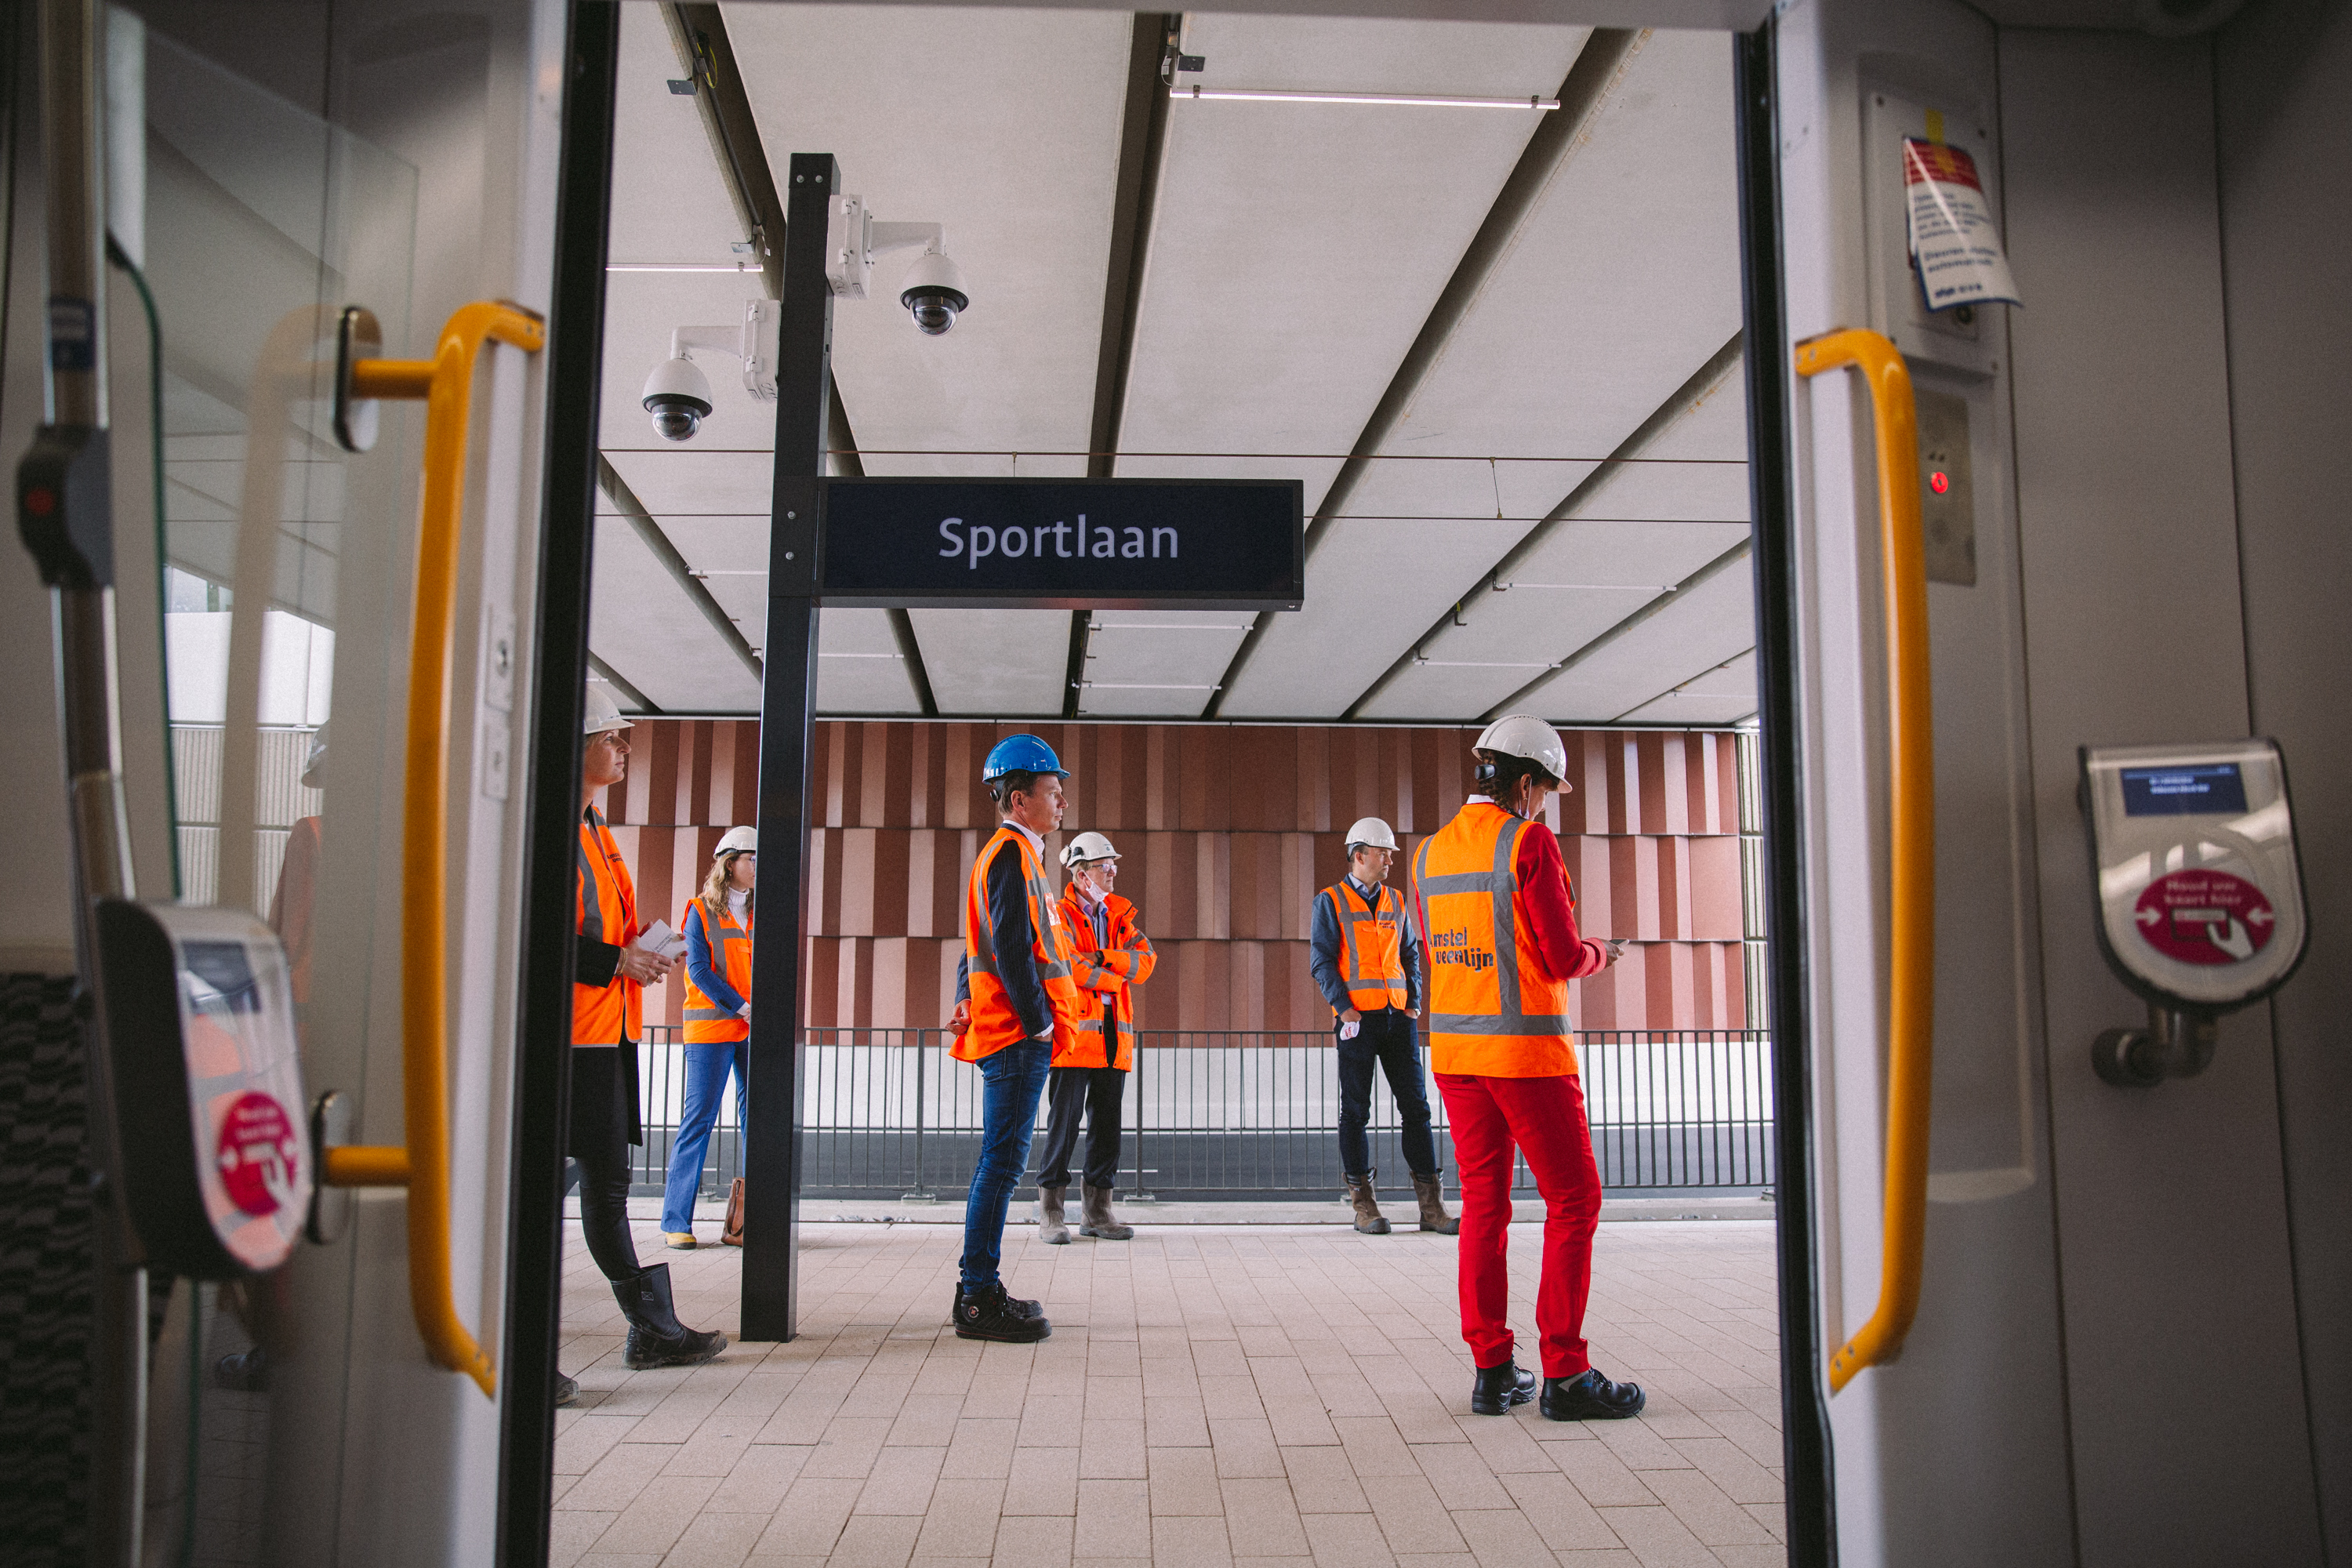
[325,301,545,1399]
[1793,329,1936,1395]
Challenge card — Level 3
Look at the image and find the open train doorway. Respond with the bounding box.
[560,4,1791,1564]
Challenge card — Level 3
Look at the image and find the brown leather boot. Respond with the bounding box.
[1345,1170,1390,1234]
[1080,1184,1133,1240]
[1036,1185,1072,1245]
[1413,1173,1459,1235]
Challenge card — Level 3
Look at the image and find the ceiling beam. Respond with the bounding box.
[1482,538,1750,723]
[1065,12,1181,719]
[1200,26,1648,720]
[597,456,766,682]
[587,652,659,714]
[1340,331,1745,721]
[662,3,937,717]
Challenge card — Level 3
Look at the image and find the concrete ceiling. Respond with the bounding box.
[589,2,1757,729]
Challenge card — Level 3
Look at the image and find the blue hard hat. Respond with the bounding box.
[982,733,1067,782]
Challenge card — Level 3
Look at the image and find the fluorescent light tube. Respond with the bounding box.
[1171,86,1559,110]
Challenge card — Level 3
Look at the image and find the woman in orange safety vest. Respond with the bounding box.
[1413,713,1642,1425]
[660,826,756,1249]
[1033,831,1156,1246]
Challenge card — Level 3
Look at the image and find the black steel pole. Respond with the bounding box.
[742,152,834,1340]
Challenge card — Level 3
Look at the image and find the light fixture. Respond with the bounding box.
[607,262,764,274]
[1170,86,1559,111]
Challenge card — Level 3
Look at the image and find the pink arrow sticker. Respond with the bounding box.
[2133,869,2275,967]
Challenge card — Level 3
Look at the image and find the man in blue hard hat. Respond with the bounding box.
[946,733,1087,1341]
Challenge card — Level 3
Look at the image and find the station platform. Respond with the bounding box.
[554,1215,1783,1566]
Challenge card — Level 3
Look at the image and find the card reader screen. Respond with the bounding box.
[2120,763,2247,817]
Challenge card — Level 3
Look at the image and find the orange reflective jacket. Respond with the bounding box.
[681,897,753,1044]
[1318,880,1410,1015]
[575,806,642,1045]
[953,826,1087,1062]
[1057,888,1156,1070]
[1412,800,1577,1077]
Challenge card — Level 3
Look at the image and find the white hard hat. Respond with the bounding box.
[715,826,757,856]
[1475,713,1567,784]
[1343,817,1398,852]
[1061,830,1120,868]
[583,682,633,736]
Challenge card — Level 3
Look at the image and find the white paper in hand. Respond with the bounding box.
[633,919,688,962]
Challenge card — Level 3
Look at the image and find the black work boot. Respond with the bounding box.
[1345,1169,1391,1234]
[554,1372,580,1408]
[1469,1359,1537,1416]
[953,1279,1051,1342]
[1541,1368,1646,1421]
[614,1264,728,1370]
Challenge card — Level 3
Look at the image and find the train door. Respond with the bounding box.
[0,2,572,1563]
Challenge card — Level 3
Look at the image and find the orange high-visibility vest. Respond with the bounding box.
[1412,800,1577,1077]
[575,805,642,1045]
[953,825,1087,1063]
[1057,888,1156,1071]
[681,896,753,1044]
[1318,880,1410,1015]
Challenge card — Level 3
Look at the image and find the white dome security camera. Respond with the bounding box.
[900,249,969,336]
[642,354,713,442]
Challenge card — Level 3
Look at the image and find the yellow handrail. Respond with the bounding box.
[1792,329,1936,1395]
[320,301,545,1399]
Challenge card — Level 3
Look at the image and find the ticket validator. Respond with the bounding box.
[2079,740,2308,1087]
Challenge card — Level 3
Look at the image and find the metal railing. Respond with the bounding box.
[630,1027,1773,1203]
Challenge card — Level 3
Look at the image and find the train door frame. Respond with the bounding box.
[491,11,1837,1566]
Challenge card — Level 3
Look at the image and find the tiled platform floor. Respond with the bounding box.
[554,1217,1784,1567]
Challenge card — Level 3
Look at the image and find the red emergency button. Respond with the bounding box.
[1928,471,1950,495]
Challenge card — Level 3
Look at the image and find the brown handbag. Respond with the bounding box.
[721,1178,745,1246]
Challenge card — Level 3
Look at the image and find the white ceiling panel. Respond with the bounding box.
[1339,456,1602,522]
[1219,515,1529,717]
[723,4,1132,476]
[1076,611,1254,716]
[1359,584,1663,720]
[608,3,751,269]
[1615,648,1757,724]
[1117,16,1592,483]
[589,515,765,712]
[1370,30,1743,463]
[817,608,921,712]
[604,448,777,517]
[906,608,1071,714]
[1515,557,1755,723]
[1496,518,1750,590]
[655,514,771,573]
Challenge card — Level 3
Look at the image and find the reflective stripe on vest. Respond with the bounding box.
[956,826,1086,1062]
[1413,816,1572,1038]
[574,808,641,1045]
[682,898,754,1042]
[1323,882,1410,1013]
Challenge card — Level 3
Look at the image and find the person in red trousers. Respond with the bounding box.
[1411,713,1645,1422]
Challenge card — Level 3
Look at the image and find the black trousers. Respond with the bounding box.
[1035,1064,1127,1190]
[1337,1008,1439,1179]
[566,1044,644,1283]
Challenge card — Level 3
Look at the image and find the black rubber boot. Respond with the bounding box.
[1540,1368,1646,1421]
[1469,1359,1537,1416]
[953,1279,1051,1342]
[615,1264,728,1370]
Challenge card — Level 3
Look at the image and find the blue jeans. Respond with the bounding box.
[661,1040,748,1232]
[959,1037,1051,1290]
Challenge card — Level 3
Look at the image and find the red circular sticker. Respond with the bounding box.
[216,1091,299,1217]
[2132,869,2275,966]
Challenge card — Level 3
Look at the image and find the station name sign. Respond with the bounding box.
[818,477,1304,611]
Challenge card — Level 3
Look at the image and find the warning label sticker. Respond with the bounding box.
[2132,869,2275,967]
[1904,139,2022,312]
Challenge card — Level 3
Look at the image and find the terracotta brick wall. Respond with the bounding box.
[602,720,1749,1035]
